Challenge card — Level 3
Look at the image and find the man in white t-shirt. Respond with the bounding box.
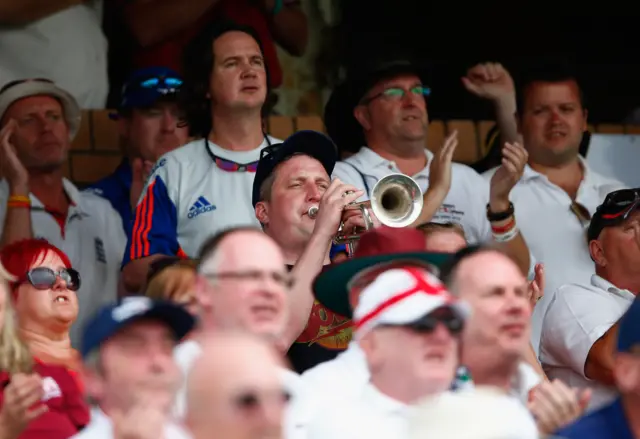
[74,297,194,438]
[185,332,288,439]
[121,22,280,292]
[0,79,126,346]
[324,58,532,276]
[540,189,640,411]
[173,226,300,419]
[473,62,626,354]
[0,1,108,109]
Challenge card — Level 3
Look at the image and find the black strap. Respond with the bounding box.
[342,162,371,197]
[203,132,272,163]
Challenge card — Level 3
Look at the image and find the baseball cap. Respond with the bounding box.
[251,130,338,207]
[409,387,539,439]
[81,296,195,358]
[618,296,640,353]
[313,227,451,318]
[0,78,81,140]
[353,266,469,338]
[113,67,183,118]
[588,188,640,242]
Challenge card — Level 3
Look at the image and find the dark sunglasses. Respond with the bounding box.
[597,188,640,221]
[212,153,259,172]
[394,310,464,335]
[233,389,290,411]
[128,75,182,93]
[21,267,80,291]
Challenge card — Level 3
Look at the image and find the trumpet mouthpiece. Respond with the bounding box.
[308,206,319,218]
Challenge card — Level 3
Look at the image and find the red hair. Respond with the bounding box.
[0,239,72,292]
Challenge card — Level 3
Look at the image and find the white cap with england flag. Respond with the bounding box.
[353,266,471,338]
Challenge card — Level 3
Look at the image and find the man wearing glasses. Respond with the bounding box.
[121,23,280,293]
[85,67,190,235]
[540,188,640,412]
[324,58,532,277]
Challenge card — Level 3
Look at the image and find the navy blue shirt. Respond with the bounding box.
[556,398,634,439]
[85,159,133,237]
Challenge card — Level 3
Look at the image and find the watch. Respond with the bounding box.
[486,202,515,222]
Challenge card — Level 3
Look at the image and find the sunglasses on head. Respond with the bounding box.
[21,267,80,291]
[127,75,182,95]
[396,309,464,335]
[597,188,640,221]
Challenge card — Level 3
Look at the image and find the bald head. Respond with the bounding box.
[186,332,286,439]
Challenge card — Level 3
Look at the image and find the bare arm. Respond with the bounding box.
[121,255,165,293]
[523,342,547,381]
[0,0,83,25]
[123,0,221,48]
[584,323,618,386]
[489,208,531,275]
[266,2,308,57]
[0,186,33,248]
[493,96,521,146]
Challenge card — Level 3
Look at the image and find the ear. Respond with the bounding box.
[353,105,371,131]
[194,276,213,309]
[589,238,606,267]
[255,201,269,227]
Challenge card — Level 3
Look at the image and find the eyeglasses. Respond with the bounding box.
[0,78,54,95]
[597,188,640,221]
[384,309,464,335]
[201,270,294,288]
[212,153,259,172]
[20,267,81,291]
[361,85,431,105]
[232,388,290,412]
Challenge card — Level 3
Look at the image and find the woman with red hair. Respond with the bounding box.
[0,239,89,438]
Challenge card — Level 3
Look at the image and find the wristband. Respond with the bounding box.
[7,200,31,209]
[486,202,514,222]
[8,195,30,203]
[491,218,516,234]
[493,227,519,243]
[272,0,283,15]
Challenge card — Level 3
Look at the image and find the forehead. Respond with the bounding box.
[604,210,640,236]
[211,232,283,270]
[367,73,422,94]
[108,319,173,345]
[523,80,581,106]
[273,155,328,183]
[5,95,63,118]
[213,31,261,60]
[32,251,65,269]
[456,252,525,292]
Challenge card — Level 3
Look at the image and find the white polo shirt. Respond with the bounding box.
[71,407,191,438]
[0,1,108,109]
[0,179,126,347]
[539,274,635,411]
[123,136,279,265]
[483,158,626,354]
[332,147,492,244]
[173,338,302,420]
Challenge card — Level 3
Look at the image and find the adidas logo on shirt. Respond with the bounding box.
[188,196,216,219]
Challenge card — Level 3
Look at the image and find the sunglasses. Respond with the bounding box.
[385,310,464,335]
[212,153,259,172]
[597,188,640,221]
[21,267,81,291]
[128,76,182,94]
[361,85,431,105]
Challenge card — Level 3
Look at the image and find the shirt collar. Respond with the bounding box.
[521,155,596,186]
[591,274,637,301]
[361,382,408,416]
[355,146,431,177]
[29,179,90,217]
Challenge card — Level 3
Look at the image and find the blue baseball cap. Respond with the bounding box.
[81,296,195,358]
[113,67,183,118]
[618,297,640,353]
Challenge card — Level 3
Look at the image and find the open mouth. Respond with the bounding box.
[54,295,70,303]
[402,115,420,121]
[241,85,260,92]
[251,304,279,319]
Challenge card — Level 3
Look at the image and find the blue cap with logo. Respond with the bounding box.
[117,66,183,112]
[618,297,640,353]
[81,296,195,358]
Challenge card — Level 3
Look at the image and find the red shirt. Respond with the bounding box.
[129,0,282,88]
[0,362,90,439]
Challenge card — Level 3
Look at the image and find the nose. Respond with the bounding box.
[429,322,455,343]
[51,274,68,291]
[160,110,177,133]
[306,184,322,203]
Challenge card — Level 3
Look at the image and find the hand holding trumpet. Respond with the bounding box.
[309,178,370,239]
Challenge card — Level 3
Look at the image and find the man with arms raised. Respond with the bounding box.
[325,58,531,274]
[122,21,280,292]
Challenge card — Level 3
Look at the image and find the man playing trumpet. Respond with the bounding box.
[252,130,383,372]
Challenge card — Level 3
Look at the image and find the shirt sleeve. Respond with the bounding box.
[541,286,620,378]
[123,158,180,265]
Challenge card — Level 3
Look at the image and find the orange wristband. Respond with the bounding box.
[8,195,30,203]
[7,200,31,209]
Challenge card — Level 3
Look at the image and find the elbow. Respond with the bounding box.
[121,262,144,293]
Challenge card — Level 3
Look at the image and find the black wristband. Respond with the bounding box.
[486,202,515,222]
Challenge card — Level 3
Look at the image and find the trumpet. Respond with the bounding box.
[307,173,423,253]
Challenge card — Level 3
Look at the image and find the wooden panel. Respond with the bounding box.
[477,120,496,157]
[71,110,91,150]
[267,116,295,140]
[446,120,480,164]
[625,125,640,134]
[596,124,624,134]
[295,116,325,133]
[70,154,122,183]
[587,124,596,133]
[426,120,445,152]
[91,110,121,151]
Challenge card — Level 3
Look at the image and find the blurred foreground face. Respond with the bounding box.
[423,229,467,253]
[187,334,287,439]
[88,320,181,412]
[615,352,640,396]
[454,251,530,359]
